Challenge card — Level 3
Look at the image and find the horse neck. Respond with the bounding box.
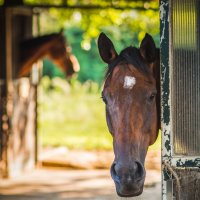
[20,34,58,68]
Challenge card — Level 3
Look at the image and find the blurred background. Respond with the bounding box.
[0,0,161,199]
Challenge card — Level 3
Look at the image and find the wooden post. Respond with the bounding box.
[31,61,41,165]
[0,7,9,178]
[0,5,36,178]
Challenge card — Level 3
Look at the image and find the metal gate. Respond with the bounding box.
[161,0,200,199]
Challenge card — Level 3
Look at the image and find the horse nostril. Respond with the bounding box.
[110,163,120,183]
[110,161,145,185]
[134,161,145,180]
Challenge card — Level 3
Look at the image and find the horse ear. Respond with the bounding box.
[139,33,156,63]
[98,32,118,64]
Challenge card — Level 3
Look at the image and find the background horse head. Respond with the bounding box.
[98,33,160,197]
[18,30,80,78]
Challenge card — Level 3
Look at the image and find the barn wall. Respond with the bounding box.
[0,6,37,178]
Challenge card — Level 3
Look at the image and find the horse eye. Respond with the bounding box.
[148,92,157,102]
[101,96,107,104]
[101,93,107,104]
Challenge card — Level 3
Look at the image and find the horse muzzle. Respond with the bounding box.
[110,161,146,197]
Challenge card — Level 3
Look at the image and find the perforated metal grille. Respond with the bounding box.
[171,0,200,155]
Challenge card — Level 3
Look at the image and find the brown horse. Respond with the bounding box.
[18,30,80,77]
[98,33,160,197]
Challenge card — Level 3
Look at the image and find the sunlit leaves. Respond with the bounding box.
[28,0,159,46]
[2,0,159,83]
[37,2,159,83]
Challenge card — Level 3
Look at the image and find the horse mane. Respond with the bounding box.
[20,33,65,60]
[20,33,64,49]
[105,46,149,78]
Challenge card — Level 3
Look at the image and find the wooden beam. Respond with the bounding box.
[21,4,158,11]
[3,0,23,6]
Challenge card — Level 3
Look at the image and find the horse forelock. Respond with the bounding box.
[105,47,150,80]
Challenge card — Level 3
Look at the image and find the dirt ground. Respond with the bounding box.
[0,167,161,200]
[0,149,161,200]
[38,148,161,171]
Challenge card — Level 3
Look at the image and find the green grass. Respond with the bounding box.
[38,77,112,150]
[38,77,161,151]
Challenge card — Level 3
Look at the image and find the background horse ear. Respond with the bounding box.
[139,33,156,63]
[98,32,118,64]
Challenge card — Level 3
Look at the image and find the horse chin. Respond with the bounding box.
[115,182,144,197]
[113,177,145,197]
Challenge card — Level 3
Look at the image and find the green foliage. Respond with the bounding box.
[43,59,65,78]
[4,0,159,85]
[39,5,159,84]
[63,27,107,84]
[38,6,159,45]
[25,0,63,5]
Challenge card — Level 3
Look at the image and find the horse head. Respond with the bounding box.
[48,31,80,77]
[98,33,160,197]
[18,31,80,78]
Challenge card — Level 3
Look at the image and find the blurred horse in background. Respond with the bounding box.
[18,30,80,78]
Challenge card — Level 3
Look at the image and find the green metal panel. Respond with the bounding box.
[161,0,200,199]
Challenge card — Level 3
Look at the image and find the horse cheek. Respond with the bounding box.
[148,106,158,145]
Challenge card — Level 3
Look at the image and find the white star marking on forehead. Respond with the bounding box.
[123,76,136,89]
